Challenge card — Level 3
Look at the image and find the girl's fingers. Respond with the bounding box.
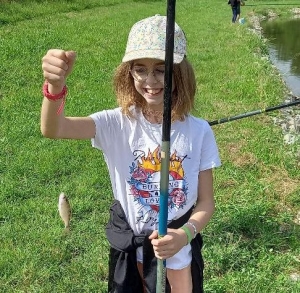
[47,49,69,63]
[42,49,77,85]
[43,71,65,84]
[43,63,68,77]
[153,248,172,260]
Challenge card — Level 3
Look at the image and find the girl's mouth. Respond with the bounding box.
[144,88,163,95]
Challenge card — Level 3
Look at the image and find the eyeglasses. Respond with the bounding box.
[130,65,166,83]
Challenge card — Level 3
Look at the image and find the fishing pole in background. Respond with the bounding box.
[157,0,176,292]
[208,97,300,126]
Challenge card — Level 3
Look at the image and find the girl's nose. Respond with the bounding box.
[146,71,159,84]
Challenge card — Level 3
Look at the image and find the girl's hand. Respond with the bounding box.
[149,228,188,260]
[42,49,76,92]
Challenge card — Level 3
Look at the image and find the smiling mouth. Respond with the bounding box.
[144,88,163,95]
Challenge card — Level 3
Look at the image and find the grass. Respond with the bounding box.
[1,0,300,292]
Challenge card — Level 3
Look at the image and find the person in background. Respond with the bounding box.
[228,0,243,23]
[40,14,221,293]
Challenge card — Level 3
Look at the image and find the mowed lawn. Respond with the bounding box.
[0,0,299,292]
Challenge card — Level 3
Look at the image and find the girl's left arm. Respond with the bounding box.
[186,168,215,234]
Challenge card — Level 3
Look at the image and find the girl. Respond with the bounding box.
[41,15,221,293]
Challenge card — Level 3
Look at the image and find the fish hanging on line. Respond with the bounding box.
[58,192,71,231]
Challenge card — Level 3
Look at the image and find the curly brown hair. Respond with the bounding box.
[113,58,196,121]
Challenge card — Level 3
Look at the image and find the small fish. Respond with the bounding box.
[58,192,71,230]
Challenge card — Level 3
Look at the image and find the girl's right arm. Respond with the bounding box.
[41,49,96,139]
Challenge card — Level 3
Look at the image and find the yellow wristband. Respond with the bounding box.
[180,225,193,244]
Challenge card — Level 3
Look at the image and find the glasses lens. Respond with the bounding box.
[130,65,166,82]
[131,66,147,82]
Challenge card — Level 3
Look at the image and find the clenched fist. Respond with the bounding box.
[42,49,76,93]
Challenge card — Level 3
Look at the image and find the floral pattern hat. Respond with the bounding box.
[122,14,186,64]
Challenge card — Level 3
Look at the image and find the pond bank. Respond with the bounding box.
[248,9,300,146]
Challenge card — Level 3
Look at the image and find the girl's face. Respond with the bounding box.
[131,58,175,111]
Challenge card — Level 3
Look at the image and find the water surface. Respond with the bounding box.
[261,18,300,96]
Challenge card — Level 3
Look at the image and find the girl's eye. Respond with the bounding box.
[154,67,165,74]
[133,67,147,74]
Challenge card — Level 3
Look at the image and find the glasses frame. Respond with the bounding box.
[130,65,166,83]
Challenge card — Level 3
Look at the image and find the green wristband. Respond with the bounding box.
[180,225,193,244]
[186,221,198,239]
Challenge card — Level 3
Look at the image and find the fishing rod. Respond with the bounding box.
[157,1,176,292]
[208,98,300,126]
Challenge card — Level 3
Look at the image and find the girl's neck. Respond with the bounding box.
[142,107,163,124]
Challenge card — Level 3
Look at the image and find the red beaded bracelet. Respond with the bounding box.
[42,81,68,115]
[42,81,67,100]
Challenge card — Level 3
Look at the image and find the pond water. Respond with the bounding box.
[261,18,300,97]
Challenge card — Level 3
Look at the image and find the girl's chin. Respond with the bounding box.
[144,99,163,107]
[143,95,163,103]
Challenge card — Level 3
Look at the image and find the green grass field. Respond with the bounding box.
[1,0,299,292]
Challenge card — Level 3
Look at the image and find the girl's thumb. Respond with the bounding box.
[148,230,158,240]
[65,50,76,62]
[65,50,76,75]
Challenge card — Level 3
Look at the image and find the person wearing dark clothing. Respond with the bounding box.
[228,0,241,23]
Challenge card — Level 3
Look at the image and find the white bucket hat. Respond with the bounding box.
[122,14,186,64]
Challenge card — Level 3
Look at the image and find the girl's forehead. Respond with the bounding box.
[133,58,165,66]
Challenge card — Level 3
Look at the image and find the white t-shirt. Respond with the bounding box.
[90,107,221,269]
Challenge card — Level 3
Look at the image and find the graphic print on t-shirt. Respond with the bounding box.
[128,146,188,226]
